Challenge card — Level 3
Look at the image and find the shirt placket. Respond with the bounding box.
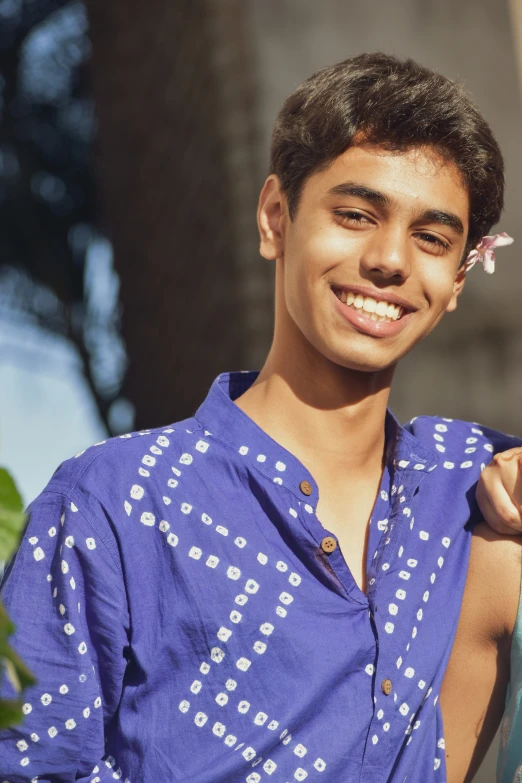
[362,462,437,777]
[294,478,369,604]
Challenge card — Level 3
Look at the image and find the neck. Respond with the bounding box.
[236,325,395,479]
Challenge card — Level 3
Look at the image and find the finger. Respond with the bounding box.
[493,446,522,462]
[493,449,522,514]
[476,481,521,535]
[477,465,522,534]
[513,454,522,509]
[489,449,522,505]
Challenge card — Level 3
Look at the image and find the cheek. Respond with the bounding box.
[284,232,345,327]
[285,223,355,286]
[421,266,459,313]
[281,231,329,330]
[282,229,315,294]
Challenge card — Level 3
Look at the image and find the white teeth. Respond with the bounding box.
[338,289,407,323]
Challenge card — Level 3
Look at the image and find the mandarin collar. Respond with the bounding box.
[195,372,439,505]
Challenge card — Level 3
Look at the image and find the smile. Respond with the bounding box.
[334,289,404,323]
[331,285,415,339]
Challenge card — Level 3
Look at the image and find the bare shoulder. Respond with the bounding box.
[466,521,522,641]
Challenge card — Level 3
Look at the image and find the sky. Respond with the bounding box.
[0,317,105,505]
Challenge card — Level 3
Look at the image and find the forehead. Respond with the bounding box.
[304,143,469,224]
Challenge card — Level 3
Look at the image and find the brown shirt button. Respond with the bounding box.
[381,678,393,696]
[320,536,337,554]
[299,480,313,496]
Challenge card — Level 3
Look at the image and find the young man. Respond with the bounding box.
[1,54,520,782]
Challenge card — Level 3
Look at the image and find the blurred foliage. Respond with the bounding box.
[0,467,35,730]
[0,605,36,730]
[0,467,25,563]
[0,0,128,434]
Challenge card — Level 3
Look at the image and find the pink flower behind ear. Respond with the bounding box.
[465,232,514,274]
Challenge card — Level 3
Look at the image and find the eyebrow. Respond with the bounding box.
[327,181,465,236]
[328,182,390,208]
[418,209,464,236]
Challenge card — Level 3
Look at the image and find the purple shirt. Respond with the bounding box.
[1,371,519,782]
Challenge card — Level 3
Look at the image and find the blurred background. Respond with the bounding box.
[0,1,521,777]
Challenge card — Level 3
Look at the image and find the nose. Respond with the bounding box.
[360,226,412,283]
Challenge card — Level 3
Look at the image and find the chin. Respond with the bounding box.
[318,322,432,373]
[337,355,397,373]
[297,320,419,374]
[316,336,402,373]
[317,344,398,373]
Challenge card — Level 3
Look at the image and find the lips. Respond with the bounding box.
[331,285,416,338]
[335,289,403,323]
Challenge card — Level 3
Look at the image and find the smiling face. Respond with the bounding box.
[258,143,470,373]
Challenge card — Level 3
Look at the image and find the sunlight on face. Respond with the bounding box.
[276,144,469,373]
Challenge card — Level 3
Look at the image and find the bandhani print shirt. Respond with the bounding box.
[1,372,520,783]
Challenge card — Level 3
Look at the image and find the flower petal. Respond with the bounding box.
[464,249,479,271]
[465,232,513,274]
[482,232,514,249]
[482,249,495,274]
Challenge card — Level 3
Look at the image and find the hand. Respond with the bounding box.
[476,447,522,535]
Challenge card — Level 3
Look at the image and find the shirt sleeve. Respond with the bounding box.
[0,488,130,781]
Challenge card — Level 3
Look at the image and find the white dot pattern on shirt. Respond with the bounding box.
[360,413,503,761]
[13,413,514,780]
[9,487,122,777]
[106,427,331,778]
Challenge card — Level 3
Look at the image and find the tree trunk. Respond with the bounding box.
[86,0,269,429]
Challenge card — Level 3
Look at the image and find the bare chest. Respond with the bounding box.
[315,488,377,593]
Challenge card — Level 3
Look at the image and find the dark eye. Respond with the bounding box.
[415,232,450,254]
[333,210,373,226]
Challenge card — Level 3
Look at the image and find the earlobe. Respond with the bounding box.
[446,267,467,313]
[257,175,286,261]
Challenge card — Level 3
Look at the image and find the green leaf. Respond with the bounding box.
[0,698,24,730]
[0,602,36,730]
[0,467,25,564]
[0,468,34,730]
[0,604,35,688]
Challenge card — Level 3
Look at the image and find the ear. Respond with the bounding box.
[257,175,287,261]
[446,265,467,313]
